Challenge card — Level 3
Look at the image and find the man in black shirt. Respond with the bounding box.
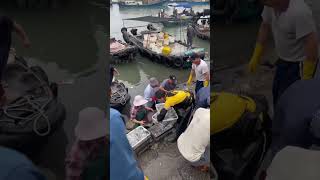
[0,15,30,104]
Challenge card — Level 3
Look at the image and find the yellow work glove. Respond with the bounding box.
[248,43,264,73]
[187,73,193,86]
[203,80,209,87]
[303,60,317,79]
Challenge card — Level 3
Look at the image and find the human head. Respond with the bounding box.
[110,37,116,43]
[168,75,177,84]
[155,90,166,103]
[149,77,159,88]
[133,95,148,107]
[191,53,201,65]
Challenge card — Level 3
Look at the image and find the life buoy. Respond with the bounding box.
[173,57,184,68]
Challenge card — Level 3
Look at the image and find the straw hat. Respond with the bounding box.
[75,107,106,141]
[133,95,148,107]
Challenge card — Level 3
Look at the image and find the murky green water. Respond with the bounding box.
[110,3,210,98]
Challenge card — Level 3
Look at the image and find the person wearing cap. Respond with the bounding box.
[144,77,160,108]
[177,108,210,172]
[187,53,210,93]
[248,0,319,107]
[155,89,195,141]
[130,95,154,128]
[159,75,177,93]
[110,107,148,180]
[0,146,46,180]
[65,107,107,180]
[186,24,195,48]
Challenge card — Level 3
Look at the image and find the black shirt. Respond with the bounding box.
[0,16,14,50]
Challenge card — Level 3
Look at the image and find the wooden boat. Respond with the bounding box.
[121,24,205,69]
[110,38,138,64]
[193,15,210,40]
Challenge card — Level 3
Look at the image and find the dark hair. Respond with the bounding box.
[155,90,166,99]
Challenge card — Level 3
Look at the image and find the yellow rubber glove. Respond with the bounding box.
[303,60,317,79]
[248,43,264,73]
[203,80,209,87]
[145,176,149,180]
[187,73,193,86]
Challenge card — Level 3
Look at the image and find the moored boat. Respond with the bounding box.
[110,38,138,64]
[193,15,210,40]
[121,24,206,69]
[118,0,165,7]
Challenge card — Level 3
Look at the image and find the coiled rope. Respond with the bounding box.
[0,59,53,136]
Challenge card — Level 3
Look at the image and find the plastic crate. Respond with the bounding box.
[126,126,151,150]
[153,103,178,122]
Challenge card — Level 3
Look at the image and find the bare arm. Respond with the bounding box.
[113,68,120,76]
[204,71,210,81]
[256,21,271,47]
[159,86,168,93]
[304,32,318,63]
[13,22,30,48]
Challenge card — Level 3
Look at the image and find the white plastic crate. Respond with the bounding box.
[126,126,151,150]
[153,103,178,122]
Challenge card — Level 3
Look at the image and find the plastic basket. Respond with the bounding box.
[153,103,178,122]
[126,126,151,150]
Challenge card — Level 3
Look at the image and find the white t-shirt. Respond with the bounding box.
[262,0,316,62]
[177,108,210,162]
[192,59,209,81]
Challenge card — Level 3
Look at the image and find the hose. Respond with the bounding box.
[0,59,53,136]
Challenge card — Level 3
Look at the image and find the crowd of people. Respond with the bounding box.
[110,52,210,178]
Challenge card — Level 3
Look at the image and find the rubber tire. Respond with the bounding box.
[173,57,184,68]
[164,57,172,67]
[30,66,49,84]
[154,54,162,64]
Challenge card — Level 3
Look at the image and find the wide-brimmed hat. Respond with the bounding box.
[75,107,107,141]
[133,95,148,106]
[149,77,159,87]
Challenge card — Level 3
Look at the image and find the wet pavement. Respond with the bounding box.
[138,136,210,180]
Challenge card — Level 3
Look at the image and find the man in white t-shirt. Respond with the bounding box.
[177,108,210,171]
[187,53,210,93]
[248,0,319,106]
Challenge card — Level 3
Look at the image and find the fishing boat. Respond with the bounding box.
[193,15,210,40]
[110,80,131,112]
[0,56,66,156]
[121,24,205,69]
[110,38,138,64]
[168,0,209,6]
[118,0,165,7]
